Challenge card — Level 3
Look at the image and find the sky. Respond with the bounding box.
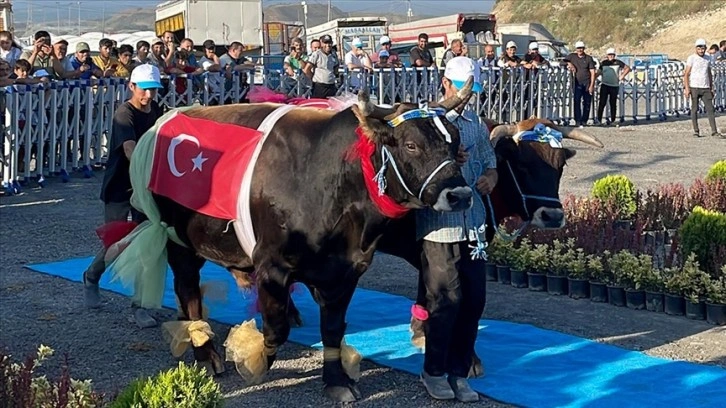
[10,0,497,23]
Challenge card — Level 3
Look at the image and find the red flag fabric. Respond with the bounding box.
[149,113,264,220]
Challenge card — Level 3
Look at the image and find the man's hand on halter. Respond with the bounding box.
[476,168,498,195]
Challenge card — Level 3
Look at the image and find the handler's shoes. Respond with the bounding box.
[421,371,455,400]
[133,308,158,329]
[448,375,480,402]
[83,272,101,309]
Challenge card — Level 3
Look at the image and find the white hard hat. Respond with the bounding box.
[695,38,707,47]
[575,41,585,48]
[529,42,539,50]
[379,35,391,45]
[606,48,616,55]
[506,41,517,49]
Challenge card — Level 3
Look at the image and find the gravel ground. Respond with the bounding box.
[1,114,725,407]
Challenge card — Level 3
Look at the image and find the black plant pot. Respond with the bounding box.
[568,278,590,299]
[527,272,547,292]
[685,300,706,320]
[645,291,665,313]
[547,275,568,296]
[706,303,726,325]
[485,263,498,282]
[497,265,511,285]
[664,293,685,316]
[590,281,608,303]
[607,285,626,307]
[510,269,528,288]
[625,289,646,310]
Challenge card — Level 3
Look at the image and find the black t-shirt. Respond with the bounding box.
[564,53,596,85]
[409,46,433,67]
[100,100,162,203]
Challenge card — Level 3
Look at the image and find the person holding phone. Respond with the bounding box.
[67,42,104,80]
[19,30,64,78]
[91,38,119,77]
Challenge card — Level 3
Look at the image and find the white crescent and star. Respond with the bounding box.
[167,133,208,177]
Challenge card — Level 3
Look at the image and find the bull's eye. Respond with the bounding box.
[405,142,417,151]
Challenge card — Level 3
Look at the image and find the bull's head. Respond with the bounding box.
[351,78,476,212]
[488,117,604,229]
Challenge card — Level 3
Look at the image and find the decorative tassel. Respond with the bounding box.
[469,225,489,260]
[373,163,388,196]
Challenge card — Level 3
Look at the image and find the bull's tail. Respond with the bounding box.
[106,109,189,309]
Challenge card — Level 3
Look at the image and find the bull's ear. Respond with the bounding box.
[564,148,577,160]
[352,104,393,144]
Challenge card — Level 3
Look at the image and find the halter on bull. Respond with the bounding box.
[107,78,479,402]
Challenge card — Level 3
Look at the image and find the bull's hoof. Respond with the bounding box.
[468,358,485,379]
[323,384,362,402]
[200,359,226,376]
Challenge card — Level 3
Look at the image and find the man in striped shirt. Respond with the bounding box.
[415,56,497,403]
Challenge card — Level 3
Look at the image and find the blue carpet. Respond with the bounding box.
[26,257,726,408]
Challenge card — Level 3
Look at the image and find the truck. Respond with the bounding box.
[305,17,388,60]
[495,23,570,62]
[263,21,305,55]
[387,13,497,65]
[154,0,264,51]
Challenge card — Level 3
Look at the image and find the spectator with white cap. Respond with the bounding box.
[684,38,722,138]
[497,41,521,68]
[370,35,402,67]
[522,41,548,71]
[563,40,596,127]
[596,48,630,126]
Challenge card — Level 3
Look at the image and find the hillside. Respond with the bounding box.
[492,0,726,59]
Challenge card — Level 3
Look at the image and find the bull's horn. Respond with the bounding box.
[561,127,605,148]
[489,124,519,140]
[432,75,474,111]
[357,88,396,120]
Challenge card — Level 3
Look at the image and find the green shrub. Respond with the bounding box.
[591,175,637,219]
[0,345,104,408]
[705,160,726,182]
[508,238,532,271]
[111,362,223,408]
[679,206,726,275]
[566,248,589,280]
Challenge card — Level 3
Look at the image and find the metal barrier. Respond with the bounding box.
[2,61,725,193]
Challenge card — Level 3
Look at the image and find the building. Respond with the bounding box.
[0,0,13,33]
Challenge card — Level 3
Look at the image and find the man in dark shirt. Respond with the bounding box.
[563,41,596,127]
[84,64,164,328]
[597,48,631,126]
[410,33,434,68]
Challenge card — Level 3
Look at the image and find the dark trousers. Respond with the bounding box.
[573,83,593,126]
[690,88,717,134]
[84,201,145,284]
[597,84,619,123]
[312,82,337,98]
[420,240,487,377]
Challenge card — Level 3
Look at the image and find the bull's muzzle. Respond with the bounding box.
[433,186,473,212]
[531,207,566,229]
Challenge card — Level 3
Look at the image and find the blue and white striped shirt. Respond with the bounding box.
[415,108,497,243]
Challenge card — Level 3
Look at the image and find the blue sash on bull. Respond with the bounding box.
[513,123,564,148]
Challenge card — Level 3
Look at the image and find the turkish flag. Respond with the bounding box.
[149,112,264,220]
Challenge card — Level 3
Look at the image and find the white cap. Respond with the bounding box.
[575,41,585,48]
[379,35,391,45]
[529,42,539,50]
[606,48,616,55]
[505,40,517,49]
[352,37,363,47]
[130,64,163,89]
[695,38,707,47]
[444,56,482,93]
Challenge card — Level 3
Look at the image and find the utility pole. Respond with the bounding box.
[406,0,413,23]
[77,1,81,35]
[301,1,308,40]
[102,0,105,36]
[56,2,60,33]
[327,0,331,22]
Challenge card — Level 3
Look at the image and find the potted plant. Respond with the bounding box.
[492,233,515,285]
[606,250,634,307]
[509,238,531,288]
[588,253,610,303]
[641,262,666,313]
[624,254,654,310]
[663,267,687,316]
[485,235,504,281]
[527,242,550,292]
[680,254,710,321]
[547,239,573,296]
[567,248,590,299]
[705,269,726,325]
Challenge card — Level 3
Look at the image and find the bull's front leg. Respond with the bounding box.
[165,241,226,375]
[314,284,362,402]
